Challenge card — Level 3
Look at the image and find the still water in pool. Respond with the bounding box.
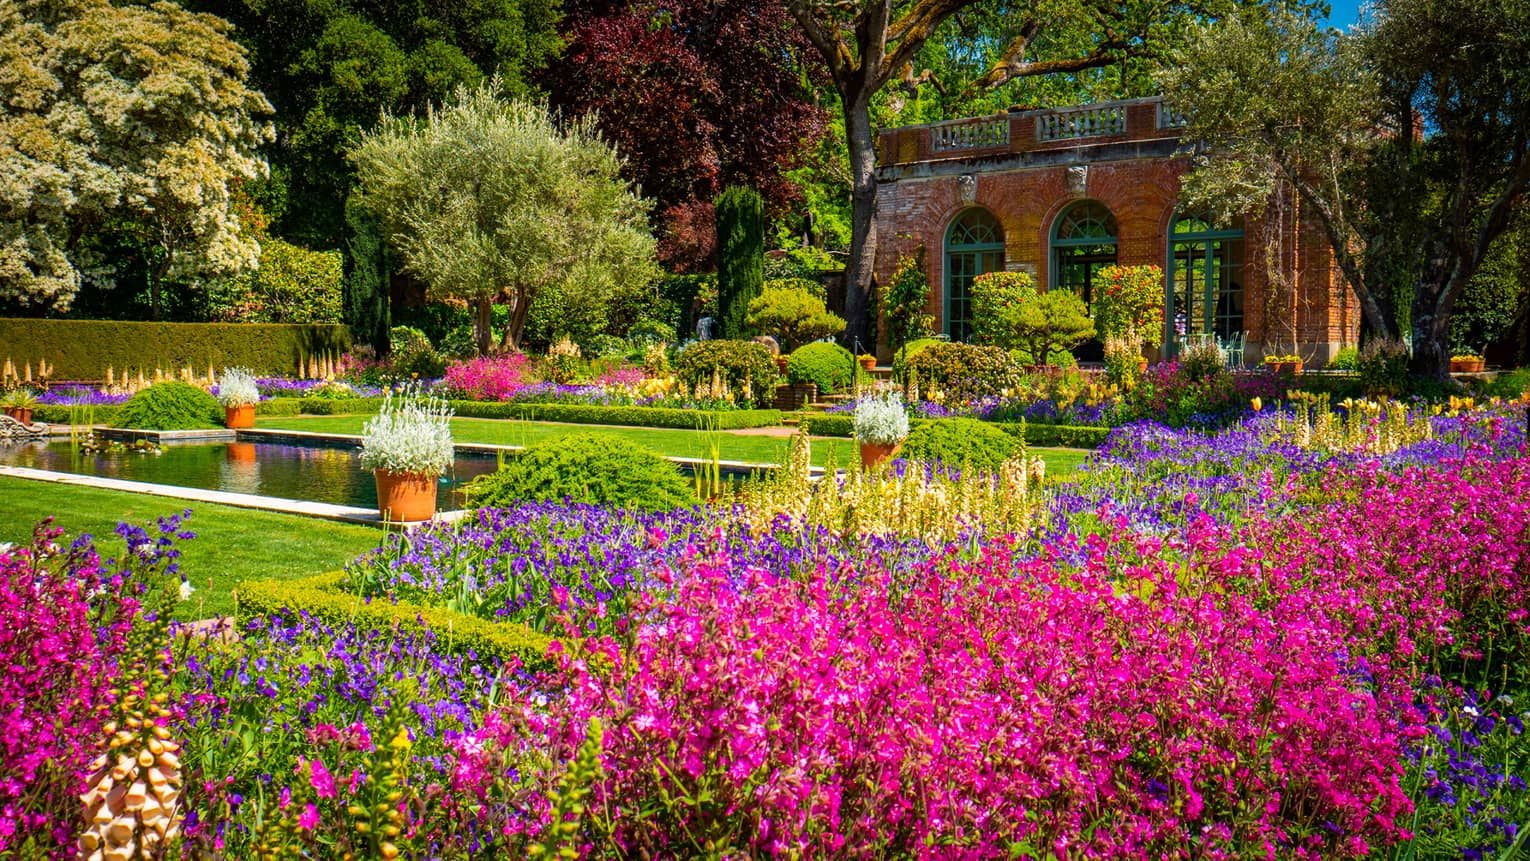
[0,440,501,509]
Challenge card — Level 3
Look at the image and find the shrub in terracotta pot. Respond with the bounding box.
[852,390,909,470]
[359,389,455,522]
[215,368,260,428]
[1,388,38,425]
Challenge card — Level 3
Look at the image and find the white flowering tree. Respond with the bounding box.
[0,0,272,317]
[350,79,659,354]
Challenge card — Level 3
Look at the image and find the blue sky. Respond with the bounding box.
[1324,0,1365,27]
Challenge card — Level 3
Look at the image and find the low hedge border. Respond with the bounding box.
[450,401,782,430]
[237,571,557,670]
[296,396,386,415]
[33,404,122,425]
[787,412,1111,449]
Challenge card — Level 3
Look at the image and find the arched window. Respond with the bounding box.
[1050,201,1118,305]
[943,208,1004,342]
[1167,213,1245,352]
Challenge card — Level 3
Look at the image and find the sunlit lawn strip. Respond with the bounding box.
[0,475,382,620]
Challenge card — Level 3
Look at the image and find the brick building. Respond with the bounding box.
[873,96,1360,364]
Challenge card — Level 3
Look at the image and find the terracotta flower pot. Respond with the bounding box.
[374,469,438,522]
[224,404,256,429]
[859,440,900,470]
[859,357,876,371]
[3,406,33,425]
[1450,358,1485,373]
[1270,360,1303,376]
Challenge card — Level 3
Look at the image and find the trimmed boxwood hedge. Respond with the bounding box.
[296,396,385,415]
[237,571,557,670]
[0,318,350,380]
[451,401,782,430]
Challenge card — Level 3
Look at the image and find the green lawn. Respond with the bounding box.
[255,415,1092,474]
[0,476,383,620]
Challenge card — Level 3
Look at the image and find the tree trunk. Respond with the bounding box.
[842,93,879,352]
[506,291,532,352]
[473,295,493,356]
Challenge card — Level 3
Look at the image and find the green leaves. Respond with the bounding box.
[351,80,658,352]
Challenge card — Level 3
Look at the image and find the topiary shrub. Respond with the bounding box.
[787,341,855,394]
[113,381,223,430]
[466,434,694,512]
[904,342,1023,402]
[746,281,845,351]
[900,418,1017,473]
[674,340,775,407]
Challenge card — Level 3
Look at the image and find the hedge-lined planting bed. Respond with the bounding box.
[237,571,556,670]
[788,412,1111,449]
[0,318,350,379]
[450,401,782,429]
[296,396,385,415]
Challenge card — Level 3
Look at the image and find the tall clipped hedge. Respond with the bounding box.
[715,186,764,339]
[0,319,350,379]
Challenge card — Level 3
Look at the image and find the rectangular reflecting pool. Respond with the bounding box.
[0,439,502,510]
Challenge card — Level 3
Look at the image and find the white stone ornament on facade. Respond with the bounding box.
[1067,164,1089,195]
[957,173,977,205]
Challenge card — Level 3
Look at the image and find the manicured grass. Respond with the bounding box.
[0,476,383,621]
[259,415,848,465]
[256,415,1092,474]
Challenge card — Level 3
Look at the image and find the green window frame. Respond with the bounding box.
[1166,214,1245,354]
[943,208,1004,343]
[1050,200,1118,305]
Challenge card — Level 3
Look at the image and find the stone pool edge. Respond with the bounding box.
[0,464,469,528]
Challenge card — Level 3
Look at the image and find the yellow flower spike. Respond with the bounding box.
[390,727,412,751]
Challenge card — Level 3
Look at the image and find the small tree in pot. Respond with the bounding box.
[360,389,454,522]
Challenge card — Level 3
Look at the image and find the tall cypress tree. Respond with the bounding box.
[343,193,390,351]
[714,186,764,340]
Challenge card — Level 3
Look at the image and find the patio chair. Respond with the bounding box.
[1221,331,1247,368]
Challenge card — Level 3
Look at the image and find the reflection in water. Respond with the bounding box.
[0,440,497,509]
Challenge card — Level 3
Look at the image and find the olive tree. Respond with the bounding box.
[0,0,272,316]
[351,80,659,354]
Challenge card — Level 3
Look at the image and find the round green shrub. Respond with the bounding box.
[904,342,1023,402]
[900,418,1017,473]
[786,341,854,395]
[114,381,224,430]
[892,337,941,378]
[389,325,445,378]
[466,434,695,512]
[674,340,776,407]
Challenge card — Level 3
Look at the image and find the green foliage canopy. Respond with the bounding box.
[351,81,659,355]
[971,272,1094,362]
[0,0,273,315]
[746,282,846,351]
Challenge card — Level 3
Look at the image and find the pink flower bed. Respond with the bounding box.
[443,353,534,401]
[448,454,1530,858]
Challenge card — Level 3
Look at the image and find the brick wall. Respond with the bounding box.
[873,126,1360,364]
